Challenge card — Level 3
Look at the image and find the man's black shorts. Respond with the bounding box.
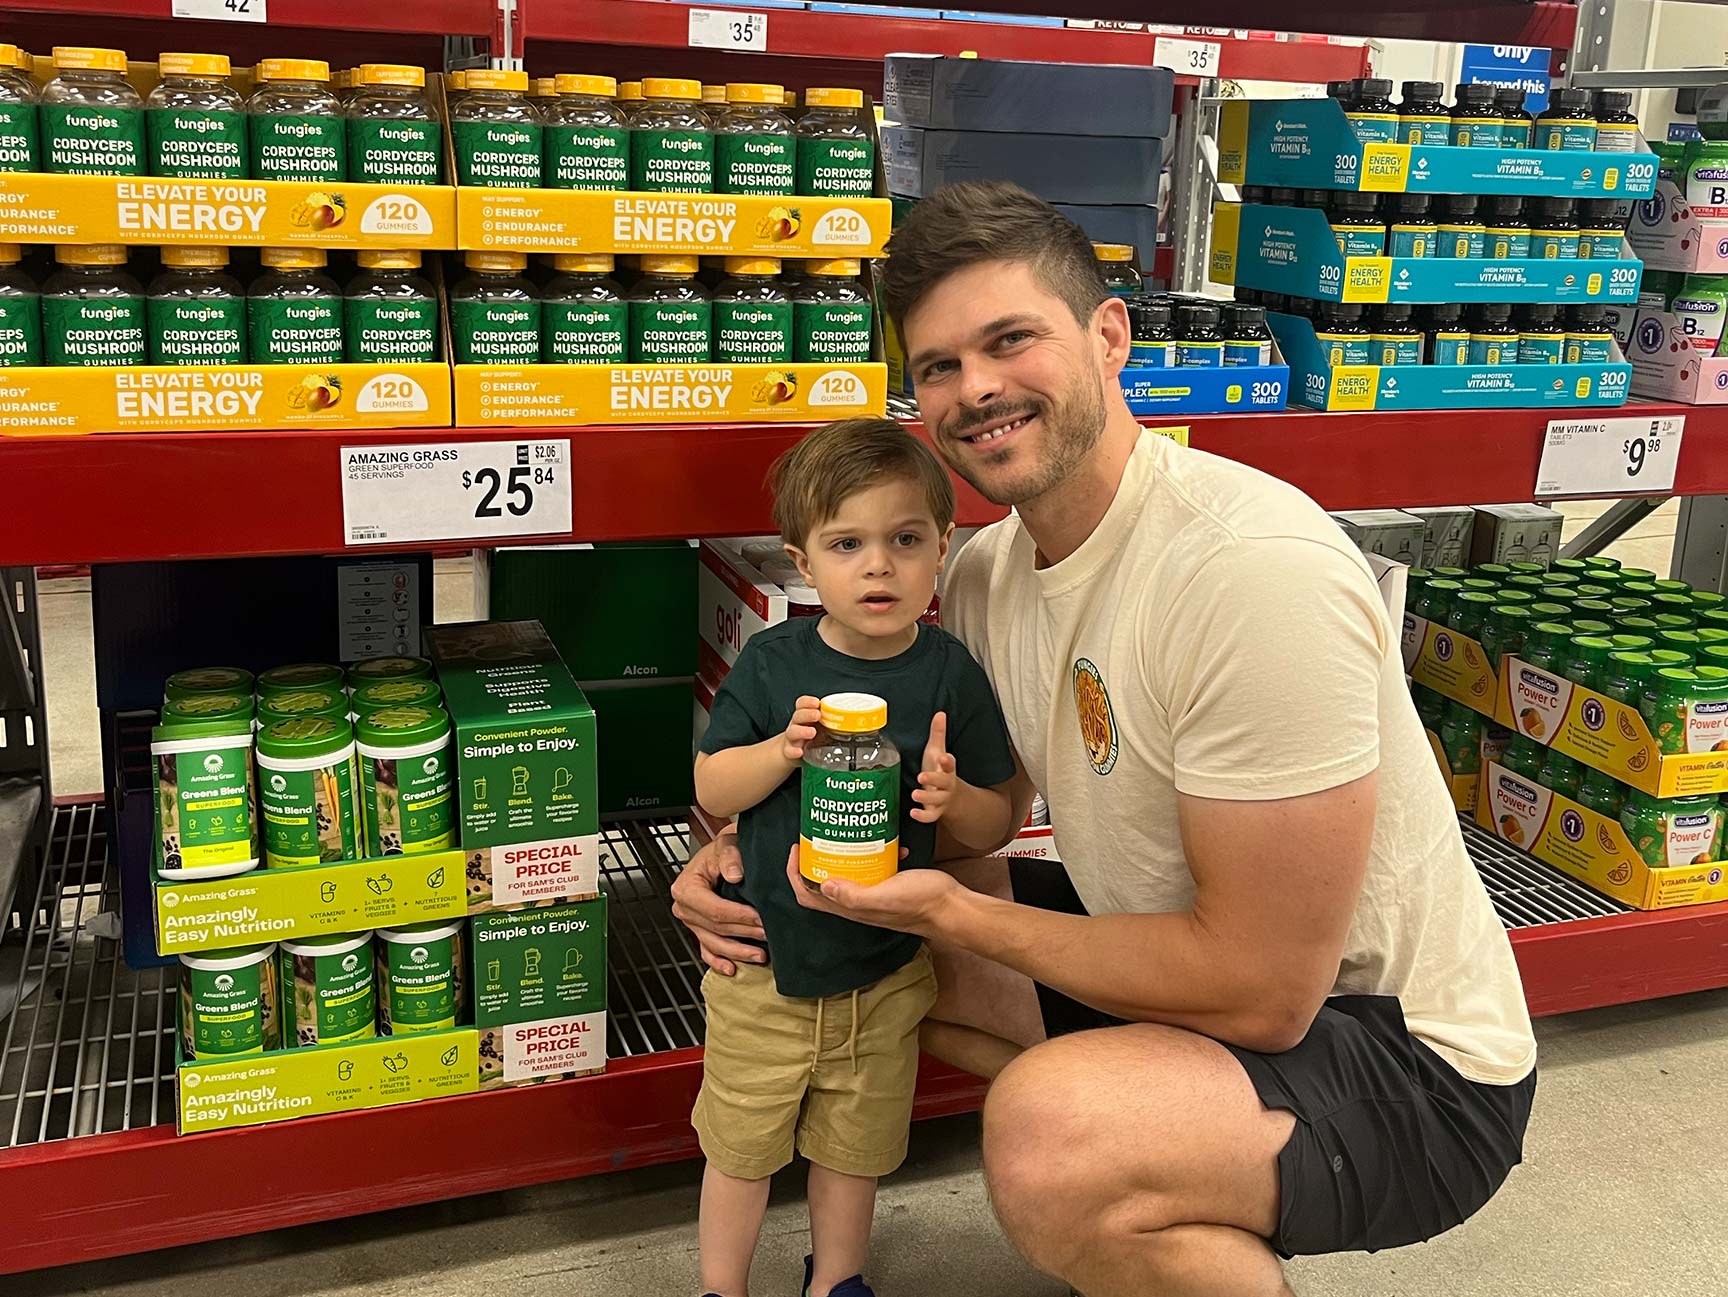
[1008,858,1538,1257]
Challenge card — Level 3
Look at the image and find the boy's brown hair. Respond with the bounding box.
[770,418,957,546]
[877,180,1109,334]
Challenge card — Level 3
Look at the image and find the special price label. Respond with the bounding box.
[341,439,573,546]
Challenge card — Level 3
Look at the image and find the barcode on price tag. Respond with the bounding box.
[341,440,573,546]
[172,0,267,21]
[1536,414,1685,498]
[1153,36,1222,78]
[689,7,769,51]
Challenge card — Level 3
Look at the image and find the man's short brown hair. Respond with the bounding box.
[769,417,956,546]
[878,180,1109,335]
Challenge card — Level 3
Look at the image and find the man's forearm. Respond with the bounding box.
[928,887,1316,1053]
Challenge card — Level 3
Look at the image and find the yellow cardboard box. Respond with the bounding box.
[453,362,885,425]
[1403,615,1498,717]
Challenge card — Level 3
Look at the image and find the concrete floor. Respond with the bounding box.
[15,504,1728,1296]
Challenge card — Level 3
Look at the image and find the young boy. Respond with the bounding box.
[692,417,1021,1297]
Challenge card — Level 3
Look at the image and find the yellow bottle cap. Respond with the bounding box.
[357,63,426,88]
[466,67,529,93]
[820,692,888,733]
[52,47,128,73]
[357,249,423,269]
[643,77,700,101]
[12,49,31,73]
[808,258,861,277]
[701,84,726,104]
[0,45,20,69]
[783,89,799,107]
[726,82,785,105]
[447,70,468,91]
[55,243,128,266]
[466,250,528,272]
[0,242,21,263]
[641,254,700,276]
[618,81,643,101]
[161,245,230,268]
[535,77,557,97]
[157,52,232,78]
[555,73,615,97]
[805,87,863,109]
[552,252,615,273]
[256,57,330,82]
[260,246,328,269]
[724,256,781,275]
[1092,242,1135,262]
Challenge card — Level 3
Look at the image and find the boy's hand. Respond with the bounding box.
[910,711,958,823]
[781,695,824,763]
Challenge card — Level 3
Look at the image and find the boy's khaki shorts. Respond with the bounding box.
[692,945,939,1181]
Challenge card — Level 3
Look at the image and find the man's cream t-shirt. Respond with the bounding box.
[943,432,1536,1086]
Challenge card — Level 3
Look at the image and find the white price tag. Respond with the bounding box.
[689,7,769,51]
[172,0,267,21]
[1536,415,1685,498]
[1153,36,1222,78]
[341,440,573,547]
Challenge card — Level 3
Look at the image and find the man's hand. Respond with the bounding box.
[780,695,824,763]
[786,845,959,938]
[910,711,958,824]
[670,828,768,975]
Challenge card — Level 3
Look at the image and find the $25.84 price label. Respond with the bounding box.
[1536,415,1685,498]
[341,440,573,546]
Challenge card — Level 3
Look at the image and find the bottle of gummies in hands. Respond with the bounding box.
[800,692,900,889]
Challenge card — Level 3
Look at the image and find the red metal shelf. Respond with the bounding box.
[0,0,496,35]
[527,0,1370,85]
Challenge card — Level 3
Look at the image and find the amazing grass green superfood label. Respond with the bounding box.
[361,744,455,855]
[377,929,464,1033]
[147,107,246,179]
[147,296,244,365]
[282,942,376,1046]
[180,954,276,1057]
[259,751,360,868]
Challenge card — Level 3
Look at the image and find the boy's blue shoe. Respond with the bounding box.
[801,1254,877,1297]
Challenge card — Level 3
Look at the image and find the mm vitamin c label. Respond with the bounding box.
[345,297,439,363]
[248,297,343,364]
[42,105,145,175]
[452,122,542,188]
[717,134,794,195]
[796,139,874,197]
[545,125,629,191]
[148,110,246,179]
[349,119,443,184]
[630,129,714,193]
[43,296,146,365]
[249,113,345,182]
[148,298,244,364]
[800,766,899,886]
[543,300,627,362]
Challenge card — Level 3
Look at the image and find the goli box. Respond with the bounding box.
[425,621,599,912]
[472,897,607,1088]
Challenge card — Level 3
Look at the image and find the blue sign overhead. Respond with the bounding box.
[1459,44,1553,112]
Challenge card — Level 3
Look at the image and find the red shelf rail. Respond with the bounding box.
[0,0,497,33]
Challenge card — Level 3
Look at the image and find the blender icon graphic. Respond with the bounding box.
[512,766,530,795]
[524,948,542,977]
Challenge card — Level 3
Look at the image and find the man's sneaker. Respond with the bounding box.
[801,1254,877,1297]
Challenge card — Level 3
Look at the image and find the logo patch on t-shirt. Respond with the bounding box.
[1073,657,1119,775]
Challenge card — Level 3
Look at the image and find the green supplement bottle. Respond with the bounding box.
[1517,303,1566,365]
[451,67,541,188]
[794,258,872,363]
[1480,603,1534,672]
[1344,78,1398,143]
[256,715,362,868]
[164,665,254,702]
[1495,87,1534,148]
[1591,91,1639,153]
[347,63,443,185]
[449,250,540,365]
[247,57,345,183]
[147,245,244,366]
[1576,767,1624,818]
[348,655,434,688]
[1397,80,1449,145]
[713,256,792,364]
[151,711,258,879]
[1621,789,1723,867]
[42,244,144,366]
[1600,649,1656,705]
[0,243,41,366]
[628,254,711,363]
[249,247,343,365]
[1412,683,1446,732]
[797,86,874,197]
[257,687,348,727]
[352,679,441,720]
[543,73,628,191]
[714,81,794,195]
[0,42,38,172]
[1500,735,1545,780]
[1450,590,1499,642]
[1371,301,1422,366]
[1563,633,1615,690]
[374,919,466,1035]
[541,252,626,363]
[1540,749,1584,799]
[1450,83,1503,148]
[145,51,244,180]
[178,945,281,1058]
[1537,88,1597,151]
[358,705,456,856]
[258,663,344,697]
[630,76,713,193]
[41,46,143,175]
[1525,623,1575,676]
[801,693,903,887]
[1683,139,1728,216]
[279,933,377,1047]
[345,249,439,364]
[1438,701,1483,808]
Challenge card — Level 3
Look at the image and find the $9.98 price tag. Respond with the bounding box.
[1536,415,1684,498]
[341,440,573,546]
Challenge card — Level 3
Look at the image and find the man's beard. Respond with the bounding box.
[935,370,1109,507]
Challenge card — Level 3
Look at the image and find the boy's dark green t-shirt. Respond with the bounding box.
[698,617,1016,999]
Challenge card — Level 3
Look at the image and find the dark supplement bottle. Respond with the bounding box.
[0,41,38,172]
[542,74,628,191]
[1314,300,1371,366]
[1451,84,1504,148]
[541,253,625,364]
[1592,91,1639,153]
[1469,302,1519,365]
[1345,78,1399,144]
[796,87,874,198]
[628,255,712,364]
[1094,243,1142,296]
[1328,191,1385,257]
[1436,193,1486,258]
[712,256,792,364]
[41,243,145,366]
[0,242,41,365]
[1371,301,1422,366]
[1174,301,1225,367]
[1398,81,1449,145]
[148,245,244,365]
[1483,194,1531,259]
[146,52,245,180]
[1566,303,1617,363]
[1530,196,1581,259]
[1578,198,1626,261]
[1538,88,1597,151]
[248,247,343,365]
[347,63,443,185]
[1495,87,1534,148]
[41,46,144,176]
[247,57,345,183]
[1517,302,1566,364]
[448,250,540,365]
[1266,186,1298,209]
[345,250,439,364]
[1221,303,1272,367]
[1128,297,1173,368]
[1387,192,1436,259]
